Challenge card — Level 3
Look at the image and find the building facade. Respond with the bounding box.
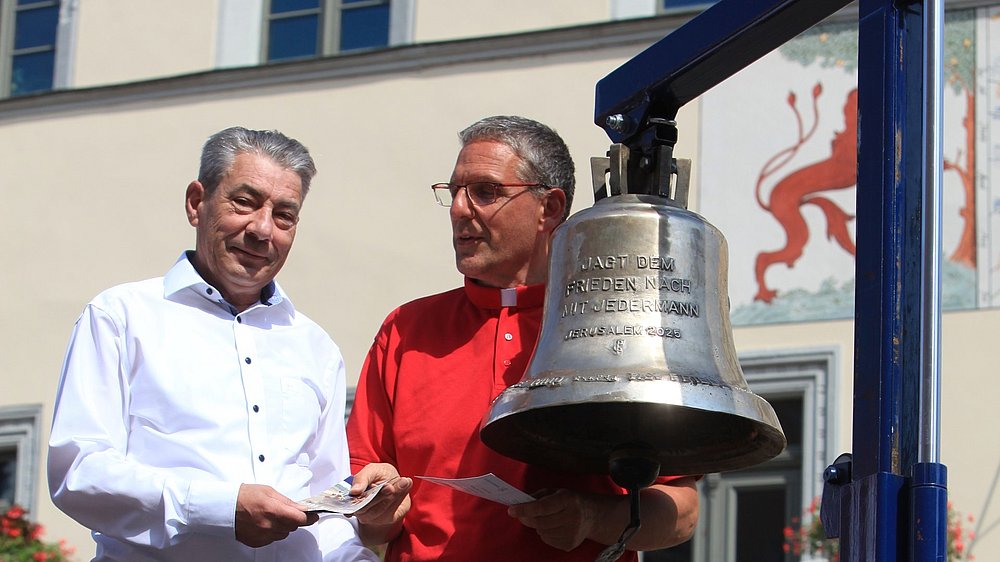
[1,1,996,560]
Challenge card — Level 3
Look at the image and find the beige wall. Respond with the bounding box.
[72,0,220,87]
[938,307,1000,552]
[67,0,622,89]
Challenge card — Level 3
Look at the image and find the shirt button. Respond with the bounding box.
[237,316,243,324]
[245,357,252,364]
[252,405,259,413]
[206,288,213,295]
[504,333,513,341]
[258,455,265,462]
[503,360,511,366]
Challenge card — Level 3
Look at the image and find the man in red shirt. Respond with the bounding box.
[346,116,699,561]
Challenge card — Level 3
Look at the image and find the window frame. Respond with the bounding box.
[262,0,396,63]
[0,0,62,98]
[0,404,43,513]
[708,471,802,561]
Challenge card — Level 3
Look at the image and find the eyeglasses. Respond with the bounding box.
[431,182,548,207]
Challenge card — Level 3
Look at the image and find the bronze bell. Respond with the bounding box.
[480,144,786,478]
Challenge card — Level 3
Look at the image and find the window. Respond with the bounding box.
[0,0,60,97]
[265,0,391,63]
[0,405,42,510]
[659,0,715,16]
[0,448,16,506]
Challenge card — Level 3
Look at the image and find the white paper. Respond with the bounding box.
[417,473,536,505]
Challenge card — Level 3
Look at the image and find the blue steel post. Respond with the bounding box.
[853,0,948,560]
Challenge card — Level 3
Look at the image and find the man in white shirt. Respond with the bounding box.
[48,126,379,562]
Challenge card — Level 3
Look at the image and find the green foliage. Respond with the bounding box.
[778,8,976,95]
[780,21,858,74]
[944,10,976,95]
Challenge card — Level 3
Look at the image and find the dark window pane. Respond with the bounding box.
[735,487,786,562]
[0,449,16,506]
[270,0,320,14]
[769,397,803,450]
[11,50,55,96]
[268,15,320,61]
[14,5,59,50]
[340,4,390,52]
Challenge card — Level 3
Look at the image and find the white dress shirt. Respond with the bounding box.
[48,253,378,562]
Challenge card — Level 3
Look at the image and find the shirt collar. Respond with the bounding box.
[463,277,546,309]
[164,251,289,311]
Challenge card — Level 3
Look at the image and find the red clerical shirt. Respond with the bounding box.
[347,279,673,562]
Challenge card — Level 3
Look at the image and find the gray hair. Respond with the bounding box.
[459,115,575,220]
[198,126,317,196]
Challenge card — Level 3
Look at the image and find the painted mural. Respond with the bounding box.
[699,8,980,326]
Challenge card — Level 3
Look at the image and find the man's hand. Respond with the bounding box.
[511,480,699,552]
[350,463,412,527]
[507,489,598,552]
[349,463,412,545]
[235,484,319,548]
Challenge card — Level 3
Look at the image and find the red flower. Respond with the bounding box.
[0,504,75,561]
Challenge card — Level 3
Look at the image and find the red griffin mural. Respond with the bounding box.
[752,72,977,304]
[753,85,858,303]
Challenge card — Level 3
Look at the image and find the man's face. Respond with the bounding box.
[449,140,563,288]
[185,152,304,309]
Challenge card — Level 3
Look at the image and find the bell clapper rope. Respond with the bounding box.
[595,486,642,562]
[596,447,660,562]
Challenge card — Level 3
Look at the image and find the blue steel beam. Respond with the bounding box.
[594,0,852,144]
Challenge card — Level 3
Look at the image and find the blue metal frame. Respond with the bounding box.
[595,0,853,142]
[851,1,948,559]
[593,0,949,559]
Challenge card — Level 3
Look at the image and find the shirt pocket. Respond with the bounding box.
[278,376,322,454]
